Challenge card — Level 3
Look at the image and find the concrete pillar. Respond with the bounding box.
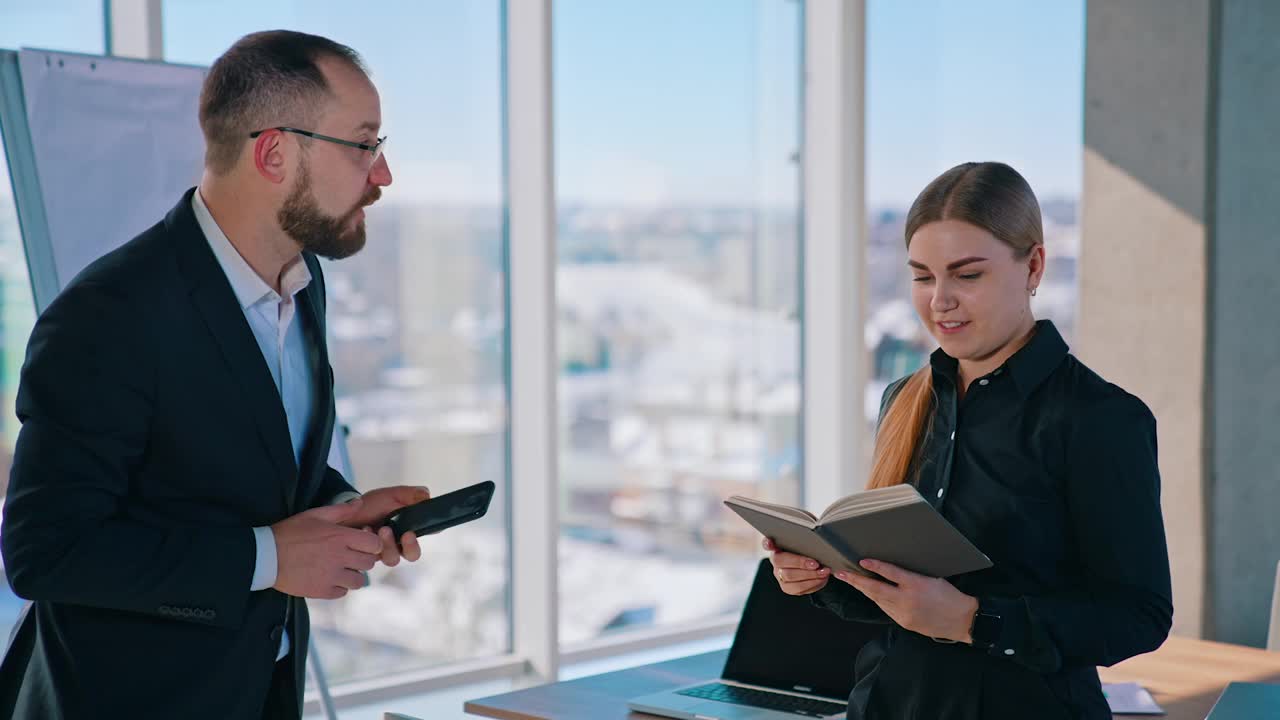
[1204,0,1280,647]
[1080,0,1280,646]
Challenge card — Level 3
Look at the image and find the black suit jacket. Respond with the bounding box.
[0,189,356,719]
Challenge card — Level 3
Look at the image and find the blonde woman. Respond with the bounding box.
[767,162,1172,719]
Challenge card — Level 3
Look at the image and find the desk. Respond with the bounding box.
[463,636,1280,720]
[1096,635,1280,718]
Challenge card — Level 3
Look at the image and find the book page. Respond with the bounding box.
[724,496,818,526]
[819,484,921,523]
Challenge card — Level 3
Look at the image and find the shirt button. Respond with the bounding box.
[936,488,945,499]
[1004,648,1015,656]
[979,379,990,386]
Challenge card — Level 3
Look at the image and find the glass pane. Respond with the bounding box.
[164,0,509,684]
[0,133,39,648]
[0,1,106,54]
[865,0,1083,425]
[554,0,803,645]
[0,0,103,649]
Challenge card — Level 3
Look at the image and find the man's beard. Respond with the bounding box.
[277,159,380,260]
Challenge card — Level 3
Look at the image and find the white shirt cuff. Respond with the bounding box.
[250,525,278,591]
[330,490,361,505]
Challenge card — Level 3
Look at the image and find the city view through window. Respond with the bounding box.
[0,0,1081,688]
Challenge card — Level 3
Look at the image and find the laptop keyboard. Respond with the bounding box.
[675,682,847,718]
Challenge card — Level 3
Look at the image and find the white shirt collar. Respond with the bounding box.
[191,188,311,310]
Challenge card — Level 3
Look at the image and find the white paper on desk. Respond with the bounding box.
[1103,682,1165,715]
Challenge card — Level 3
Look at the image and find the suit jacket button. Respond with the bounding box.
[269,625,284,643]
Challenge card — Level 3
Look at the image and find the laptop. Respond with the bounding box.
[1205,682,1280,719]
[628,558,882,720]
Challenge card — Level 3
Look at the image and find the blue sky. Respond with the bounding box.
[1,0,1082,209]
[867,0,1084,207]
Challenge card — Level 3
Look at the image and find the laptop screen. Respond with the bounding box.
[721,559,883,700]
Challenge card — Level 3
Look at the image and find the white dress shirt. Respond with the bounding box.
[192,188,316,661]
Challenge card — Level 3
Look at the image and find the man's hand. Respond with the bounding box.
[835,559,979,643]
[340,485,430,567]
[271,500,382,599]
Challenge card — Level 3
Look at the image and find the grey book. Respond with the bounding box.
[724,484,992,579]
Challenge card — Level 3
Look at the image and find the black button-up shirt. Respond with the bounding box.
[813,320,1173,720]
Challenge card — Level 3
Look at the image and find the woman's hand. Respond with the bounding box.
[836,558,978,642]
[763,537,831,595]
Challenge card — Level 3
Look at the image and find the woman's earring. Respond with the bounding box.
[1030,287,1038,297]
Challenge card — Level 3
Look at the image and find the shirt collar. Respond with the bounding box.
[191,187,311,310]
[930,319,1068,397]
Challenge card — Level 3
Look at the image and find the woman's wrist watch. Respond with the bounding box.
[969,598,1003,649]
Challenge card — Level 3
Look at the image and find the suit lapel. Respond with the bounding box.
[167,189,299,511]
[294,258,336,508]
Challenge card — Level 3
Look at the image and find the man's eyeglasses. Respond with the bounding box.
[249,127,387,167]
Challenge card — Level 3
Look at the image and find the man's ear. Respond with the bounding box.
[251,130,289,185]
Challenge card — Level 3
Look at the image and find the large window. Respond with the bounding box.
[0,0,105,650]
[864,0,1084,425]
[553,0,803,646]
[164,0,509,684]
[0,131,39,652]
[0,0,1092,698]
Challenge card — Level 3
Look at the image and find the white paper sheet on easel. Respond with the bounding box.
[18,49,205,288]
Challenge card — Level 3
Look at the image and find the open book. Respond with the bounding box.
[725,484,992,579]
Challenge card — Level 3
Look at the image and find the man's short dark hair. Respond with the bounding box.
[199,30,367,175]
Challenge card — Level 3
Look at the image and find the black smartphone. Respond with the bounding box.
[385,480,495,539]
